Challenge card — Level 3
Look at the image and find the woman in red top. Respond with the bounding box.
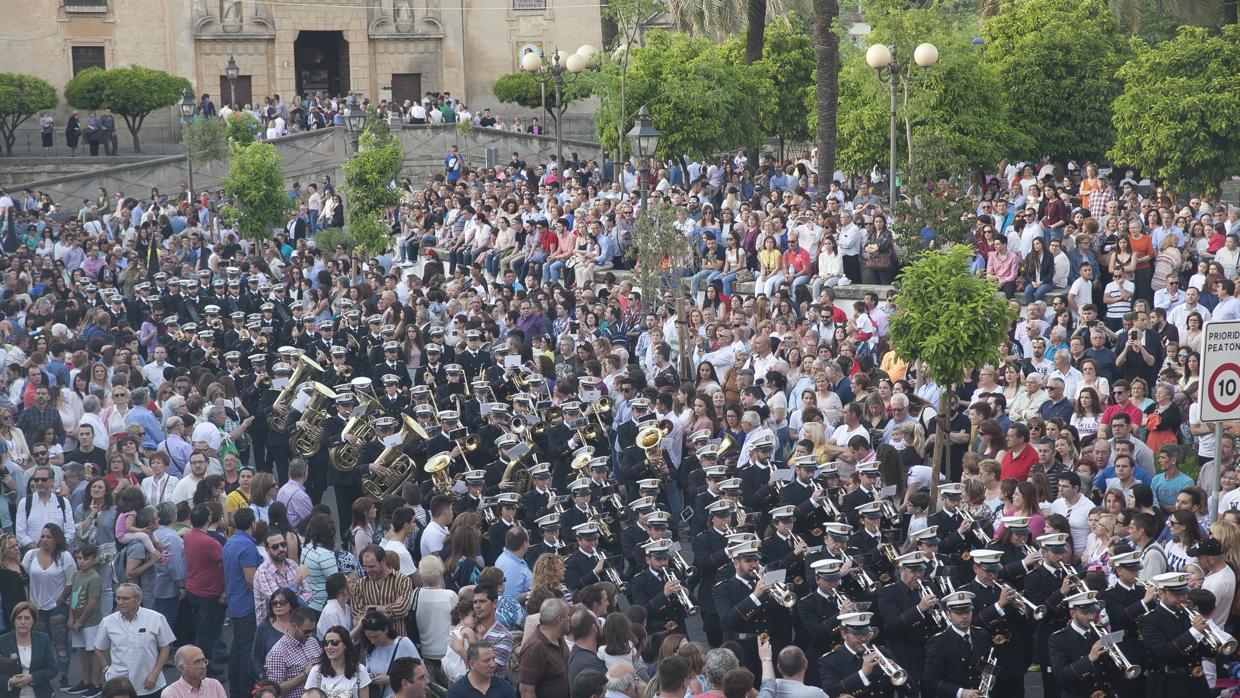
[1127,218,1155,299]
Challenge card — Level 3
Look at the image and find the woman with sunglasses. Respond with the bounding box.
[251,587,303,684]
[306,626,370,698]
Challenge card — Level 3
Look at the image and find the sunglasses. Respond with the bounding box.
[270,598,290,606]
[31,478,48,483]
[323,639,344,647]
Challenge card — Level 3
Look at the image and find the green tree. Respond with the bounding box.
[1109,26,1240,194]
[664,0,811,42]
[180,115,229,166]
[890,176,979,254]
[983,0,1126,162]
[221,141,287,241]
[887,245,1015,508]
[752,14,814,158]
[0,74,57,156]
[226,112,261,145]
[625,201,695,378]
[64,65,192,153]
[342,116,404,255]
[492,70,594,138]
[594,30,774,158]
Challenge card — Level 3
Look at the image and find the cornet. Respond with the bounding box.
[919,582,948,630]
[959,508,993,547]
[849,563,881,594]
[1187,606,1239,655]
[810,481,842,519]
[997,582,1048,621]
[669,568,697,616]
[862,644,908,686]
[756,566,796,608]
[1089,623,1142,678]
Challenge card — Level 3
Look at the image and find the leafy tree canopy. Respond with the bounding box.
[222,140,287,241]
[343,115,405,255]
[65,65,192,152]
[226,112,262,145]
[830,0,1028,177]
[1109,25,1240,195]
[0,73,57,155]
[491,70,594,114]
[983,0,1127,162]
[594,30,774,158]
[751,13,815,146]
[181,115,229,165]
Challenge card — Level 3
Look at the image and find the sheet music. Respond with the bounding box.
[763,568,787,585]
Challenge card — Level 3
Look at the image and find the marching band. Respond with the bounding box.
[156,299,1239,698]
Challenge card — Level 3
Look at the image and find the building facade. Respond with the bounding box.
[11,0,602,111]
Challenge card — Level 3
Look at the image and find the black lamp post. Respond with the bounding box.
[179,89,196,200]
[625,105,660,215]
[344,96,367,151]
[225,55,239,110]
[865,42,939,207]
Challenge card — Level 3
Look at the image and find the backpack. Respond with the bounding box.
[23,493,67,526]
[111,540,131,587]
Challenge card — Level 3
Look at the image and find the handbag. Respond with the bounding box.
[866,251,893,270]
[735,268,755,283]
[405,587,422,650]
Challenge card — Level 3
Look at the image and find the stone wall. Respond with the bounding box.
[11,124,604,204]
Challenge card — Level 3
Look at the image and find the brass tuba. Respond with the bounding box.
[424,451,457,499]
[361,415,427,499]
[267,354,324,433]
[291,383,339,457]
[328,378,383,472]
[636,420,674,484]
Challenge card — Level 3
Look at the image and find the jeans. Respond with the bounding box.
[228,613,257,698]
[189,594,225,662]
[1024,281,1053,304]
[485,251,503,279]
[308,210,319,232]
[812,275,843,299]
[154,596,180,630]
[543,259,567,284]
[37,605,70,675]
[789,274,811,298]
[688,269,716,299]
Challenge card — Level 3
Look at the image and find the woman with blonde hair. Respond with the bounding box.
[530,554,568,601]
[1084,510,1116,574]
[1210,520,1240,572]
[800,421,828,461]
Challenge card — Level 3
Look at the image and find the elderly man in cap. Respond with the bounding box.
[924,590,992,698]
[817,612,904,697]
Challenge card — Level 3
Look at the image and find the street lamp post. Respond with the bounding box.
[521,45,597,169]
[225,55,239,110]
[625,105,660,215]
[865,42,939,208]
[179,88,196,201]
[344,96,367,151]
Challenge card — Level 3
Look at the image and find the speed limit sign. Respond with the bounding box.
[1199,320,1240,422]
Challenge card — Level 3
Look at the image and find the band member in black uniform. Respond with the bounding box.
[565,522,607,592]
[694,500,738,647]
[372,342,410,391]
[759,505,808,588]
[525,513,570,567]
[629,538,690,638]
[735,434,778,521]
[923,591,991,698]
[417,344,447,387]
[378,375,410,417]
[1048,590,1130,698]
[907,527,952,597]
[877,552,940,691]
[992,516,1042,591]
[483,493,520,565]
[1141,572,1216,698]
[714,539,784,676]
[818,611,909,698]
[690,463,728,537]
[1101,550,1153,698]
[620,500,660,573]
[840,463,882,526]
[959,549,1027,697]
[337,415,390,538]
[458,329,492,383]
[849,502,894,585]
[589,459,626,523]
[520,463,555,530]
[780,456,833,538]
[257,362,295,482]
[1023,532,1078,698]
[560,478,595,545]
[303,390,355,505]
[452,469,487,517]
[927,483,986,587]
[435,366,469,417]
[796,559,854,688]
[241,354,272,472]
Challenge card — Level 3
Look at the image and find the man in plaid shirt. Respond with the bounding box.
[1087,176,1116,221]
[264,607,322,698]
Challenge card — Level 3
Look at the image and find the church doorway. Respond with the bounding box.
[294,31,350,97]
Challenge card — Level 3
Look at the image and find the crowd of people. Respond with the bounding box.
[0,124,1239,698]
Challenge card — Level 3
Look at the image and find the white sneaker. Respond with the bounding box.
[838,277,852,286]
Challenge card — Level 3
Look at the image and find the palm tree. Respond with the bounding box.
[978,0,1224,31]
[812,0,839,197]
[664,0,812,41]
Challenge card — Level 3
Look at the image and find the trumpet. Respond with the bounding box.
[810,481,842,519]
[590,396,613,432]
[590,507,615,544]
[959,508,993,547]
[919,582,948,630]
[1058,562,1089,596]
[669,568,697,616]
[756,566,796,608]
[601,555,627,592]
[862,644,909,686]
[669,549,696,580]
[868,485,900,523]
[1187,606,1239,655]
[997,582,1048,621]
[977,648,997,697]
[1089,623,1142,678]
[849,562,881,594]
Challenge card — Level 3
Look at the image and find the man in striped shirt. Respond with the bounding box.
[350,545,414,635]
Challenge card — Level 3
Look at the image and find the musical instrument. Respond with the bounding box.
[757,565,796,608]
[424,452,457,499]
[669,548,696,581]
[601,555,627,592]
[1088,622,1142,678]
[669,568,697,616]
[717,433,739,463]
[977,648,997,697]
[997,582,1048,621]
[849,562,881,594]
[810,481,842,519]
[862,644,908,686]
[1187,606,1239,655]
[361,414,427,499]
[919,582,947,630]
[328,379,383,472]
[291,382,339,457]
[636,421,673,484]
[267,354,323,433]
[590,396,613,433]
[589,506,615,544]
[959,508,993,547]
[1058,562,1089,596]
[868,485,900,523]
[453,431,480,457]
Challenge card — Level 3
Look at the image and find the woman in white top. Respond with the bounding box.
[597,612,642,671]
[813,235,846,299]
[0,407,30,470]
[318,573,356,641]
[412,556,458,663]
[360,611,419,698]
[51,387,82,453]
[20,524,75,679]
[305,626,371,698]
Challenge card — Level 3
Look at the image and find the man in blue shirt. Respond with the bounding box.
[493,526,532,605]
[222,509,262,698]
[1150,444,1194,512]
[445,145,462,183]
